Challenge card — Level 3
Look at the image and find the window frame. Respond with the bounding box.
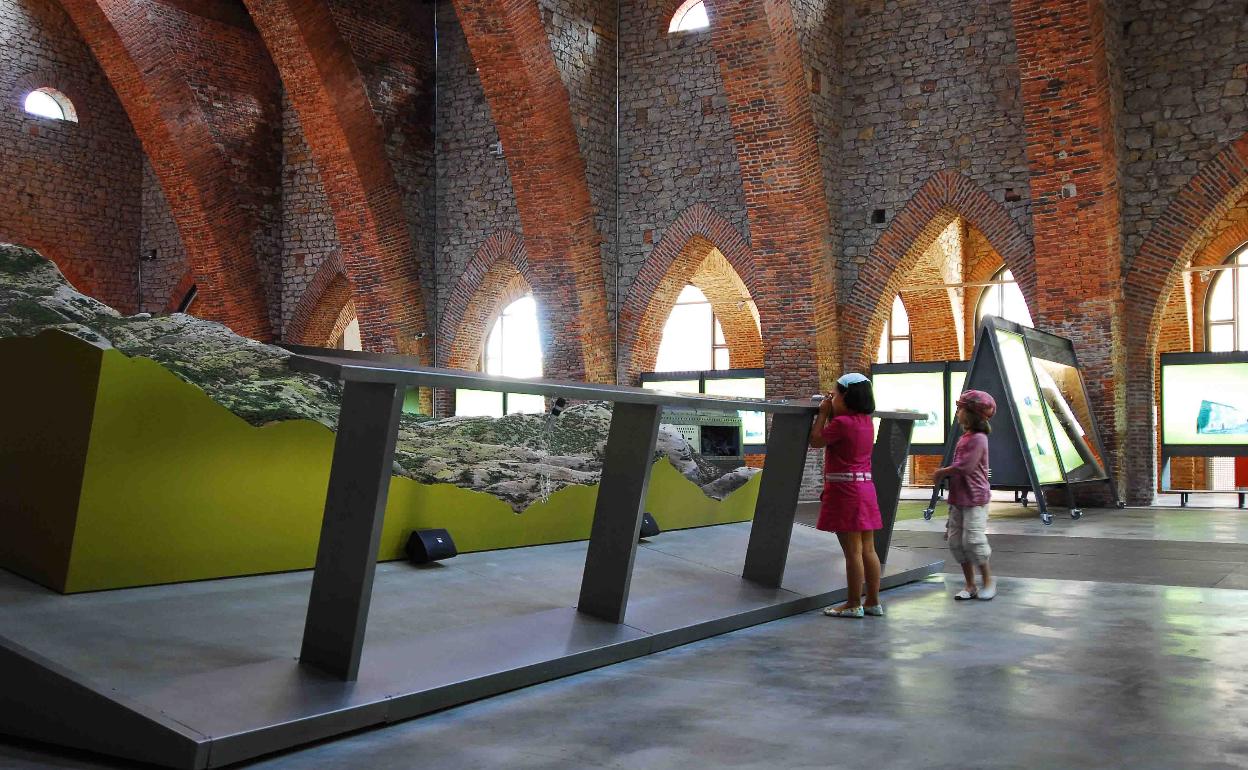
[23,87,78,123]
[877,294,912,364]
[1204,246,1246,353]
[667,0,710,33]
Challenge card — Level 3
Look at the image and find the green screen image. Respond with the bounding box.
[948,370,967,426]
[1161,362,1248,446]
[995,330,1064,484]
[873,371,945,444]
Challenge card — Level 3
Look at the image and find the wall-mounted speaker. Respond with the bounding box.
[639,512,660,540]
[406,528,457,564]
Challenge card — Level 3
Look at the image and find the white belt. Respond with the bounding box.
[825,472,872,482]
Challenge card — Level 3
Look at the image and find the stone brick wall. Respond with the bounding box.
[839,0,1031,296]
[617,0,749,322]
[433,0,521,339]
[139,158,189,312]
[0,0,141,310]
[541,0,618,320]
[1119,0,1248,271]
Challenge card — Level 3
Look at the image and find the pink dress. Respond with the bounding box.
[816,413,882,533]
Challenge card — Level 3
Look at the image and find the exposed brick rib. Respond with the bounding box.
[1012,0,1124,500]
[284,252,349,345]
[841,170,1033,371]
[703,0,836,397]
[244,0,430,356]
[58,0,272,340]
[451,0,611,382]
[1121,133,1248,503]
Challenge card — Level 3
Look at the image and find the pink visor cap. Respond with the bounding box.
[956,389,997,419]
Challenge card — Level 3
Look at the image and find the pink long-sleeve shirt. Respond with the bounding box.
[946,431,991,507]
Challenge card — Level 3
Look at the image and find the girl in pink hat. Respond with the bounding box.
[810,373,883,618]
[935,390,997,600]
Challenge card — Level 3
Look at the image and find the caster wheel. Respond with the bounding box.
[1071,509,1083,520]
[1041,513,1053,526]
[923,508,935,521]
[1116,500,1126,509]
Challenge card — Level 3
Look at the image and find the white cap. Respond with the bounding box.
[837,372,870,387]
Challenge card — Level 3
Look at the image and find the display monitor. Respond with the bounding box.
[994,329,1064,484]
[1161,356,1248,447]
[871,369,945,446]
[703,376,766,445]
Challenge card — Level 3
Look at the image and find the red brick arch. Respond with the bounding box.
[285,255,353,346]
[57,0,274,340]
[450,0,612,382]
[840,170,1034,370]
[1122,133,1248,503]
[241,0,430,358]
[618,204,759,384]
[699,0,837,395]
[438,230,534,370]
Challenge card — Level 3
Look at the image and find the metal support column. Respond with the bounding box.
[871,416,915,565]
[577,402,663,623]
[742,412,814,587]
[299,380,405,680]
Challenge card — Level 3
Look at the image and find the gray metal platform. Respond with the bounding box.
[0,522,940,768]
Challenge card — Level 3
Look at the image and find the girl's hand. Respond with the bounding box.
[818,393,834,417]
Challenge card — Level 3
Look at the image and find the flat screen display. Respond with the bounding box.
[872,371,945,445]
[703,377,767,445]
[995,330,1064,484]
[1162,362,1248,446]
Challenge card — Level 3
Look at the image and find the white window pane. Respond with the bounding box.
[487,295,543,379]
[713,318,726,345]
[891,340,910,363]
[704,377,766,399]
[675,284,708,304]
[24,90,63,120]
[485,318,504,374]
[505,393,546,415]
[456,389,504,417]
[977,284,1000,325]
[671,1,709,32]
[656,302,714,371]
[1208,272,1233,321]
[338,318,362,351]
[891,295,909,334]
[1238,269,1247,351]
[1003,281,1033,326]
[713,347,730,370]
[877,328,888,363]
[1209,323,1235,352]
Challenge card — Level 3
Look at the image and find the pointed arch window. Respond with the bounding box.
[655,285,729,372]
[457,295,545,417]
[876,295,911,363]
[668,0,709,32]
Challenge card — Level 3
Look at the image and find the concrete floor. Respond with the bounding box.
[4,505,1248,769]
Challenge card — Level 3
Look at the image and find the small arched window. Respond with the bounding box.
[976,268,1033,327]
[876,295,911,363]
[23,88,77,122]
[668,0,709,32]
[1205,245,1247,352]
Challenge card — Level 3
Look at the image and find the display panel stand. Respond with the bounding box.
[1158,351,1248,502]
[923,318,1122,525]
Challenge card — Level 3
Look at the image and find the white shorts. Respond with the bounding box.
[947,504,991,565]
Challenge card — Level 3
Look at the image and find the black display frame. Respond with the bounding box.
[1158,351,1248,493]
[640,367,767,453]
[925,316,1122,525]
[870,361,962,456]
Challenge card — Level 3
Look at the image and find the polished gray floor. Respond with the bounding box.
[5,573,1248,769]
[5,506,1248,769]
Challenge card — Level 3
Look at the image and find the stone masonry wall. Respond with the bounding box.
[1118,0,1248,271]
[139,158,189,312]
[0,0,142,310]
[839,0,1031,296]
[541,0,618,320]
[617,0,749,316]
[434,1,522,333]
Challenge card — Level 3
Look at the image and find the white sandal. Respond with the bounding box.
[978,581,997,600]
[954,589,978,601]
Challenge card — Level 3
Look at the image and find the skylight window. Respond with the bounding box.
[668,0,709,33]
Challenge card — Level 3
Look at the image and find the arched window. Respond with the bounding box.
[655,285,729,372]
[23,88,77,122]
[1205,245,1247,352]
[876,295,911,363]
[457,295,545,416]
[976,268,1033,327]
[668,0,709,32]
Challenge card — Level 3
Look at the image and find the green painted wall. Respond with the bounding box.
[0,332,759,593]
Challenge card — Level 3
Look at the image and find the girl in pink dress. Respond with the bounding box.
[810,372,882,619]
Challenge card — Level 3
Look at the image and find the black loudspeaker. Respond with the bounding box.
[638,512,661,540]
[406,528,457,564]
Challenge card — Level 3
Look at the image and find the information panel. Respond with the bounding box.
[1161,361,1248,446]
